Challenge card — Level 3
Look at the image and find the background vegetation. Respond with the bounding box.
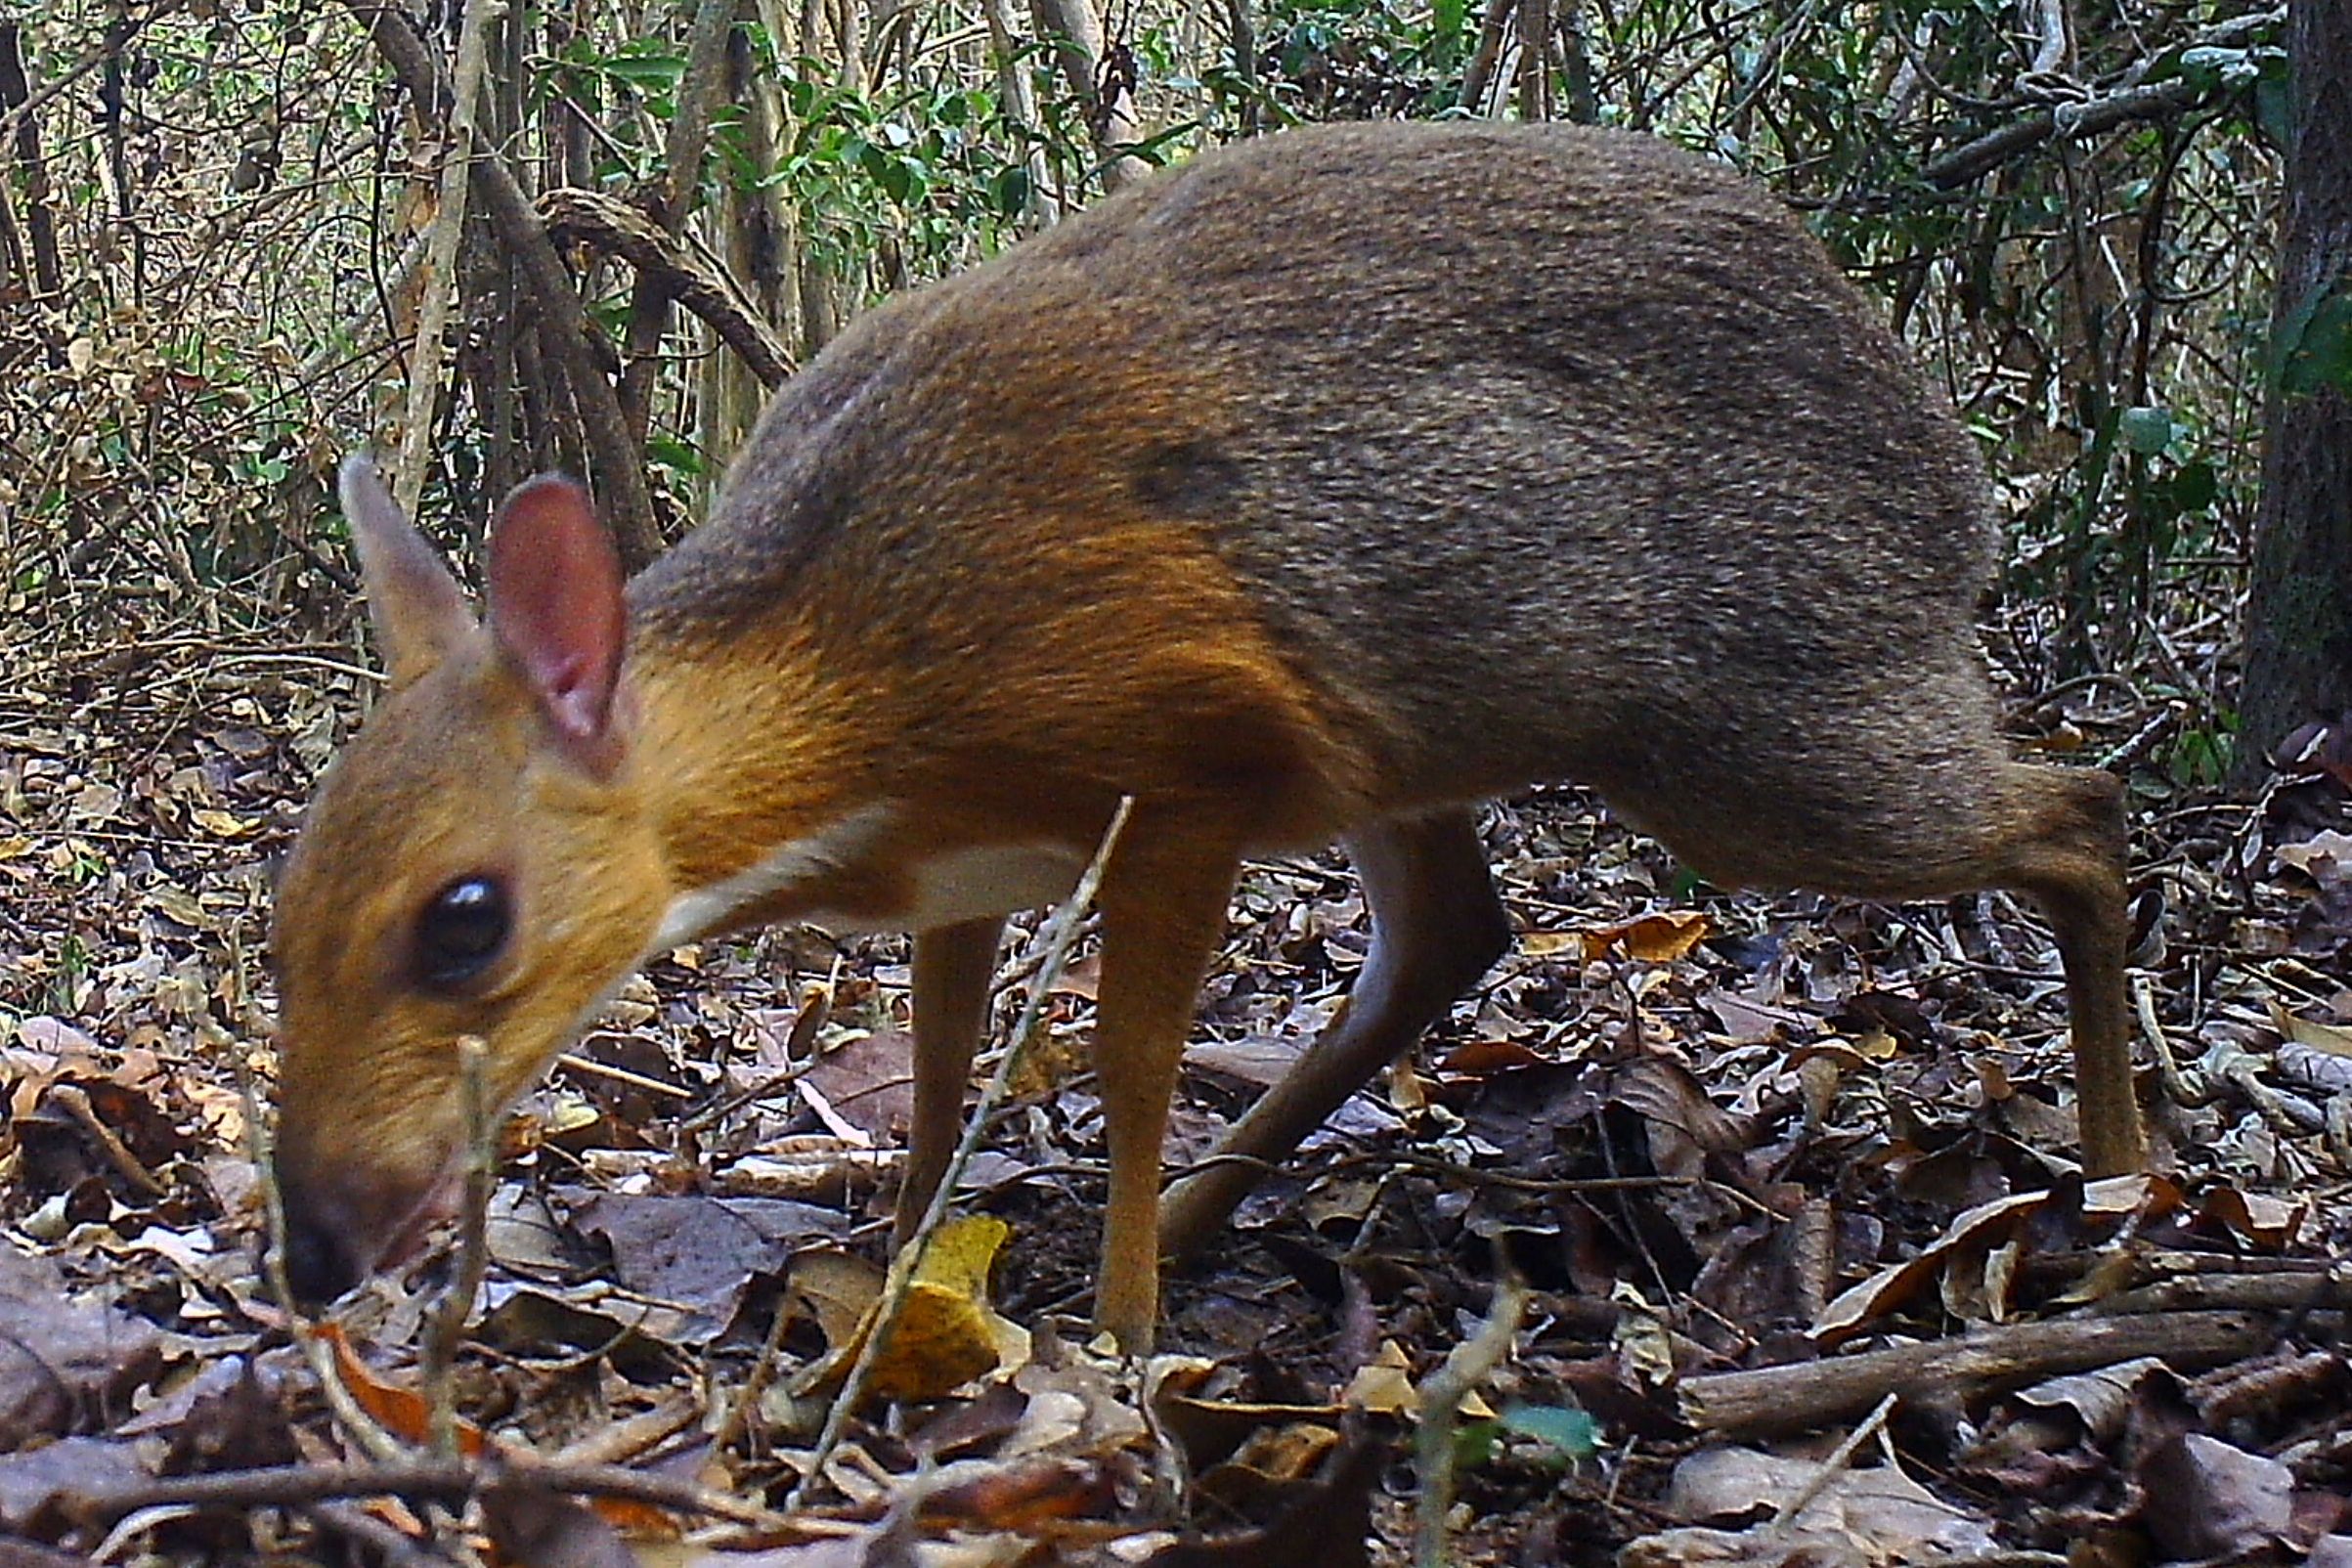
[0,0,2323,794]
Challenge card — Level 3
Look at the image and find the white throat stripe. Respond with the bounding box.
[648,802,896,953]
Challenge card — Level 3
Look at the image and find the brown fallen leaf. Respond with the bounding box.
[1582,909,1711,963]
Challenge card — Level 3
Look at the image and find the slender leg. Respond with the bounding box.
[1089,806,1243,1353]
[1650,750,2145,1177]
[1158,807,1510,1262]
[1995,764,2144,1175]
[898,917,1005,1244]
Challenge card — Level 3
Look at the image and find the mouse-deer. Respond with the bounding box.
[269,121,2144,1352]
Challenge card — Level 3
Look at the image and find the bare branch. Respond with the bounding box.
[618,0,746,441]
[1922,75,2206,191]
[541,188,795,388]
[392,0,495,519]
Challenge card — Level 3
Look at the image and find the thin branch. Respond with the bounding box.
[1413,1279,1528,1568]
[541,187,794,387]
[393,0,495,519]
[421,1036,497,1458]
[1771,1391,1897,1526]
[1922,76,2206,191]
[1459,0,1518,117]
[618,0,744,441]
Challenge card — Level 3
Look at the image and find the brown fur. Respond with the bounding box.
[272,121,2142,1350]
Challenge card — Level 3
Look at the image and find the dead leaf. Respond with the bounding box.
[794,1215,1025,1403]
[1641,1448,1998,1566]
[1583,910,1711,963]
[2136,1433,2292,1559]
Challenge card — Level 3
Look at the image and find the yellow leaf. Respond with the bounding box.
[863,1279,1015,1401]
[913,1212,1010,1295]
[1343,1341,1416,1416]
[793,1216,1024,1404]
[2271,1001,2352,1058]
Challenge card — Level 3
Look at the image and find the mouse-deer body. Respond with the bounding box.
[270,122,2143,1350]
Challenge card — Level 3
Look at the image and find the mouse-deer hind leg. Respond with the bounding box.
[1158,806,1509,1262]
[1990,762,2143,1176]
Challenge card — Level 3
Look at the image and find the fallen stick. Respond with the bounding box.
[73,1455,782,1531]
[1679,1310,2271,1438]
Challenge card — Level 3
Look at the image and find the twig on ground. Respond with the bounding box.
[1413,1277,1528,1568]
[47,1082,166,1196]
[551,1393,706,1469]
[302,1500,457,1567]
[556,1048,698,1100]
[422,1035,498,1457]
[714,1278,798,1461]
[2135,973,2209,1110]
[76,1456,785,1530]
[1680,1310,2272,1438]
[1772,1391,1897,1526]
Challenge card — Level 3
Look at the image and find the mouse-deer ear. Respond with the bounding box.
[486,474,629,775]
[340,454,476,686]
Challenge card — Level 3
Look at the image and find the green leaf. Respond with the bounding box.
[1500,1403,1602,1459]
[879,154,925,205]
[2165,458,2218,515]
[647,434,705,477]
[596,44,687,90]
[990,163,1032,217]
[2117,406,2176,455]
[1453,1419,1502,1469]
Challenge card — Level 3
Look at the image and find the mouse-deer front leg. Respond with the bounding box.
[1089,805,1243,1354]
[899,916,1007,1244]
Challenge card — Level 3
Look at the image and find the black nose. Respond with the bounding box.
[274,1183,361,1308]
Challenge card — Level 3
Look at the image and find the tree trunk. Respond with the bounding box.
[2239,0,2352,780]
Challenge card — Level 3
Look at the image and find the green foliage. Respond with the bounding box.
[1500,1402,1603,1459]
[1255,0,1475,119]
[0,0,2289,763]
[2168,36,2292,147]
[2272,276,2352,400]
[1457,1402,1603,1471]
[761,67,1043,281]
[2164,719,2237,790]
[557,36,686,100]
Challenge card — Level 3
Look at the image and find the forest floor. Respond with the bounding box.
[3,596,2352,1568]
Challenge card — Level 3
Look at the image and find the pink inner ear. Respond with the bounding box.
[487,476,628,759]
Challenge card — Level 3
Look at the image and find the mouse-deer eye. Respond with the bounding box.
[414,876,511,988]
